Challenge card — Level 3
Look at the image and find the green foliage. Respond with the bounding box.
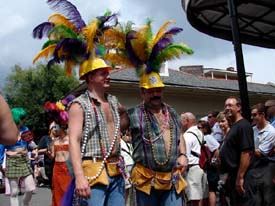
[3,64,79,139]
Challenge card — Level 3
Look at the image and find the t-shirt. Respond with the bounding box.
[204,134,220,153]
[184,126,203,165]
[211,122,224,142]
[219,119,254,173]
[253,123,275,161]
[38,135,54,167]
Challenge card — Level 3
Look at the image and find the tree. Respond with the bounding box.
[3,64,80,139]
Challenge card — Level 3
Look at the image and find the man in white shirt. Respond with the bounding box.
[182,112,208,206]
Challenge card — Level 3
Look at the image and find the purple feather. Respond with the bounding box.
[61,179,76,206]
[97,13,119,32]
[47,38,87,69]
[126,30,143,68]
[33,22,55,39]
[149,27,183,61]
[145,62,153,74]
[61,94,75,106]
[150,37,172,61]
[53,38,87,61]
[47,0,86,33]
[164,27,183,36]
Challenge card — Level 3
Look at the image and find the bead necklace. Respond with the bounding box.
[83,92,120,182]
[143,103,173,166]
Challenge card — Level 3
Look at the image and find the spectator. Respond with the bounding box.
[120,130,134,206]
[207,111,224,143]
[219,96,255,206]
[37,122,57,188]
[197,120,220,206]
[250,103,275,205]
[2,108,36,206]
[182,112,208,206]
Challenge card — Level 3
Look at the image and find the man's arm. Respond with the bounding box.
[236,150,253,195]
[178,133,188,173]
[0,95,18,145]
[119,103,130,131]
[68,102,91,198]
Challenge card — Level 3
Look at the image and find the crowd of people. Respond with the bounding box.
[1,69,275,206]
[0,1,274,206]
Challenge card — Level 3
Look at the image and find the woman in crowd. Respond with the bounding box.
[197,120,220,206]
[48,122,71,206]
[2,108,37,206]
[44,96,74,206]
[216,112,231,206]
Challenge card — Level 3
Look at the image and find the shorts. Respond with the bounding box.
[185,165,209,200]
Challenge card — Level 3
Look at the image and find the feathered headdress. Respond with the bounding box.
[32,0,118,76]
[103,19,194,76]
[44,94,75,126]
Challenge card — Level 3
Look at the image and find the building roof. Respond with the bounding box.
[72,68,275,96]
[113,68,274,93]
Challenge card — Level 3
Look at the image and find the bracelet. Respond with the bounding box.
[178,153,187,158]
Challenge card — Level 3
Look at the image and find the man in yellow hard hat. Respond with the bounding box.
[122,71,188,206]
[68,57,126,206]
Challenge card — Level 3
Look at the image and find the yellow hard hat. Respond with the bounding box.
[79,58,112,80]
[139,72,165,89]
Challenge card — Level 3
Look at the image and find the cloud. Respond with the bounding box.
[0,0,274,87]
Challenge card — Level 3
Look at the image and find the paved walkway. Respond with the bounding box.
[0,186,52,206]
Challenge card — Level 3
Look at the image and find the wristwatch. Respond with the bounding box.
[178,153,187,158]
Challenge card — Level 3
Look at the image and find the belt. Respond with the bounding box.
[188,164,199,168]
[82,156,120,163]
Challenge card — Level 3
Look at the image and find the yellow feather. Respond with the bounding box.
[104,53,133,69]
[82,20,98,52]
[48,14,76,32]
[152,20,175,47]
[101,29,126,50]
[131,26,149,62]
[32,44,57,64]
[65,59,74,76]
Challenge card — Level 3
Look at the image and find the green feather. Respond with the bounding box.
[104,9,112,17]
[144,18,153,58]
[42,40,59,50]
[48,25,78,39]
[152,44,194,69]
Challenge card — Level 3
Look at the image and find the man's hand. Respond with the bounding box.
[177,155,188,173]
[75,175,91,198]
[236,177,245,195]
[0,166,5,176]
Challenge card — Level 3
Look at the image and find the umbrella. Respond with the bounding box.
[182,0,275,120]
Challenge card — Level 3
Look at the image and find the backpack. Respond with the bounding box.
[188,131,211,170]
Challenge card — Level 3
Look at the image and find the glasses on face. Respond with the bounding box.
[251,113,258,118]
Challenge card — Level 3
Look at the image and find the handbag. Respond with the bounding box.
[82,160,108,187]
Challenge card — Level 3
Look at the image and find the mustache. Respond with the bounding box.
[150,96,161,101]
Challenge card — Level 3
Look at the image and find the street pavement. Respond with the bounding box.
[0,186,52,206]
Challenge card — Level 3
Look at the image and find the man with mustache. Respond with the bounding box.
[125,71,188,206]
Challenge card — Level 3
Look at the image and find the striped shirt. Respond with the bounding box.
[70,90,120,158]
[128,103,181,172]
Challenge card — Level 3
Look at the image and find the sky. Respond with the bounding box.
[0,0,274,88]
